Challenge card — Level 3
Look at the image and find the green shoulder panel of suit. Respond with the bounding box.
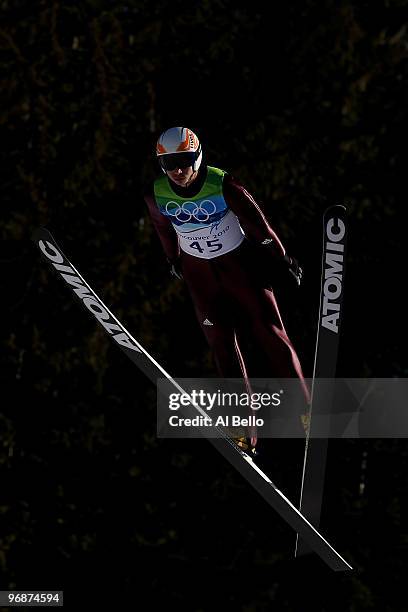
[153,166,226,209]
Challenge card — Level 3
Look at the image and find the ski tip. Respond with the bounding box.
[324,204,347,214]
[32,227,53,245]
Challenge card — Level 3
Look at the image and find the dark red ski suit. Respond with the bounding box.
[144,168,310,416]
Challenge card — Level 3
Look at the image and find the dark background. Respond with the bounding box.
[1,0,406,609]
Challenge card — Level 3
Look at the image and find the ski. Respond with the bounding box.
[295,205,348,557]
[33,227,352,571]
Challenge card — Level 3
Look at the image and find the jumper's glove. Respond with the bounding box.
[283,254,303,287]
[257,240,303,289]
[168,258,183,280]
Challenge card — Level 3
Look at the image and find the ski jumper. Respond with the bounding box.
[144,166,310,403]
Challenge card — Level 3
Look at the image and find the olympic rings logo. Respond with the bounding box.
[165,199,217,223]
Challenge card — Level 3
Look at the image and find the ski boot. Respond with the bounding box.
[233,436,258,460]
[300,411,311,436]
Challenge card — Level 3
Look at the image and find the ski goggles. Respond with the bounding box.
[159,152,197,171]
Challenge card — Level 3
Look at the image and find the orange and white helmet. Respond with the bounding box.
[156,126,203,173]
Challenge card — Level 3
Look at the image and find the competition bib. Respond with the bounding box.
[175,209,245,259]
